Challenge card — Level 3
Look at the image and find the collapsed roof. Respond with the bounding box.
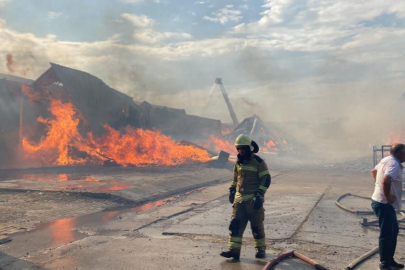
[33,63,133,135]
[32,63,221,140]
[223,114,294,152]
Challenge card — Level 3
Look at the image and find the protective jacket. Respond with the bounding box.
[231,154,271,203]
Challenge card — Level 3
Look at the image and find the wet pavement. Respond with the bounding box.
[0,164,233,203]
[0,160,404,269]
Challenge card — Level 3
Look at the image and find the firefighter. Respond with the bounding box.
[220,134,271,260]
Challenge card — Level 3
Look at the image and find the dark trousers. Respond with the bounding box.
[228,201,265,254]
[371,200,399,265]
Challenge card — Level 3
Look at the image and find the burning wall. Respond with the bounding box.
[0,78,22,166]
[21,96,211,167]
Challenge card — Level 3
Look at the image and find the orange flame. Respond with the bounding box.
[22,97,211,167]
[263,139,282,152]
[22,99,102,165]
[59,174,68,182]
[387,132,405,145]
[21,84,41,102]
[200,135,236,154]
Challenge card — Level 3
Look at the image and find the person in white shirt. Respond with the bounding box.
[371,143,405,270]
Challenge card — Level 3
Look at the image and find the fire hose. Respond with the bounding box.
[335,193,374,215]
[262,193,402,269]
[263,193,400,269]
[263,250,329,270]
[345,246,379,270]
[335,193,405,269]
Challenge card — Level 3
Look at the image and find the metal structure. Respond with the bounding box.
[372,145,392,166]
[211,78,239,126]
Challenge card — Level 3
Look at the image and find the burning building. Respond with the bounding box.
[198,115,302,156]
[223,115,297,153]
[0,63,223,168]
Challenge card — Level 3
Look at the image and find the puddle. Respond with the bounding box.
[47,218,80,245]
[0,173,132,193]
[26,196,177,247]
[2,174,207,250]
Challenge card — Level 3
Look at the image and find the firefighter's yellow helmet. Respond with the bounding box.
[235,134,254,151]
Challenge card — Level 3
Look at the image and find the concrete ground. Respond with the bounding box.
[0,156,403,270]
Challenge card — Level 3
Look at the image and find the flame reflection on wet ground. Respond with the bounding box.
[48,218,77,245]
[1,173,133,193]
[34,195,178,248]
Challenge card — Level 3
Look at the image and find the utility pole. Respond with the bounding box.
[214,78,239,126]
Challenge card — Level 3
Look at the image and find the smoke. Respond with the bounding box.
[241,97,260,108]
[4,53,34,78]
[6,53,14,73]
[258,78,405,158]
[1,3,405,161]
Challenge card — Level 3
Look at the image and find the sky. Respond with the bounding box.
[1,0,405,125]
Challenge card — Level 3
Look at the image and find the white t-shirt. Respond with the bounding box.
[371,155,403,210]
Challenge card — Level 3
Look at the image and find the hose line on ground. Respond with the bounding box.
[335,193,374,215]
[345,246,379,270]
[263,250,329,270]
[263,192,398,270]
[335,192,405,269]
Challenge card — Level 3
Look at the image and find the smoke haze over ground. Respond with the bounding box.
[1,0,405,158]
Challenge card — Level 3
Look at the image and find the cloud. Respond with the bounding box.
[122,0,143,3]
[121,13,192,44]
[203,6,243,24]
[236,0,405,31]
[0,0,11,7]
[121,13,155,28]
[259,0,295,25]
[240,5,249,10]
[122,0,160,4]
[232,0,405,59]
[133,29,192,44]
[47,11,63,20]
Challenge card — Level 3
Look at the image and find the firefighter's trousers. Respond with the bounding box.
[228,200,265,254]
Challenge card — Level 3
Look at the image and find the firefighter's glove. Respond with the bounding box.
[229,186,236,204]
[253,195,263,210]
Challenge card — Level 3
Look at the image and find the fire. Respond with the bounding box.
[262,139,290,152]
[22,99,103,165]
[59,174,68,181]
[200,135,236,154]
[387,132,404,144]
[266,140,276,148]
[22,94,211,167]
[262,140,279,152]
[90,125,212,166]
[199,136,293,154]
[21,84,41,102]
